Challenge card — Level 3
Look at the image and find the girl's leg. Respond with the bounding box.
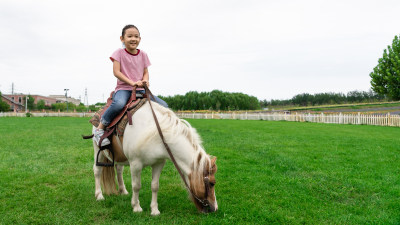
[137,90,168,108]
[100,90,132,126]
[95,90,132,146]
[151,95,168,108]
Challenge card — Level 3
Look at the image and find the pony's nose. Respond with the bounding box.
[203,204,217,213]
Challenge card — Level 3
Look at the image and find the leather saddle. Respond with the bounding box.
[85,86,147,167]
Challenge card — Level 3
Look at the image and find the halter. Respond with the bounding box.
[192,176,211,208]
[144,85,212,209]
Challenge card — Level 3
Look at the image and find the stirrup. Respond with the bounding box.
[95,127,115,167]
[96,146,115,167]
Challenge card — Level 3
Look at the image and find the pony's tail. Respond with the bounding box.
[101,158,118,195]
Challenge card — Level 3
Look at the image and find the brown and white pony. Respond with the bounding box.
[92,101,218,215]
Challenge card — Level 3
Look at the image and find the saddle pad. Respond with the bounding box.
[89,98,147,136]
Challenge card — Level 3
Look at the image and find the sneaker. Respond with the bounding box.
[94,129,111,147]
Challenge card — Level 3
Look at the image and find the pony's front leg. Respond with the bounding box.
[130,162,143,212]
[150,160,166,216]
[93,143,104,201]
[116,165,128,195]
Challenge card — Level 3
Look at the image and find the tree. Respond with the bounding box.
[26,95,35,110]
[370,35,400,100]
[0,92,10,112]
[76,103,88,112]
[37,100,45,110]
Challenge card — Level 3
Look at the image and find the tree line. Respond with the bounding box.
[159,90,261,111]
[0,89,392,113]
[260,90,386,107]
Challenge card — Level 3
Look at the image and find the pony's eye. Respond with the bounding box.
[210,182,215,187]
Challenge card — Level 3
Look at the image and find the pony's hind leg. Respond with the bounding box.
[130,161,143,212]
[93,143,105,200]
[150,160,166,216]
[116,164,129,195]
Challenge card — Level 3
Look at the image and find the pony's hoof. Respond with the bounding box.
[133,206,143,212]
[119,189,129,195]
[95,192,105,201]
[151,209,160,216]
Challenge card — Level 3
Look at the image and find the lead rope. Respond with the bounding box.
[144,86,191,189]
[144,85,210,207]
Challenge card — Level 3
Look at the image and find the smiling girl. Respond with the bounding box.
[94,25,168,147]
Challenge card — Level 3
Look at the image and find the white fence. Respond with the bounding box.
[176,112,400,127]
[0,112,95,117]
[2,111,400,127]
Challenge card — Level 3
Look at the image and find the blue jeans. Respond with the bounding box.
[100,89,168,126]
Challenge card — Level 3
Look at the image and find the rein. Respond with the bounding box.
[144,85,211,208]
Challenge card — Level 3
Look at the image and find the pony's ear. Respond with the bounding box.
[210,157,217,173]
[211,156,217,165]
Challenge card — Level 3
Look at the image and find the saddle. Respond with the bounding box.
[86,86,147,166]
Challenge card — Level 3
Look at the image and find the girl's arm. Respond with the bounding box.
[112,60,140,87]
[142,68,149,87]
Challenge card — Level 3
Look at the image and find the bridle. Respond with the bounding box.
[144,85,212,209]
[195,174,211,208]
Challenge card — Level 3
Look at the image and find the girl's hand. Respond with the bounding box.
[143,80,149,87]
[135,80,143,87]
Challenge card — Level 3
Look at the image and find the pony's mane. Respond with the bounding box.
[148,103,211,182]
[150,102,203,150]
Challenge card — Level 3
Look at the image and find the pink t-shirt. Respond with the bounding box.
[110,48,151,91]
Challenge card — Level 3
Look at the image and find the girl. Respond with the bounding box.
[94,24,168,147]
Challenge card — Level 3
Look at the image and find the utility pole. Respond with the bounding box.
[84,88,89,112]
[25,96,29,112]
[64,89,69,112]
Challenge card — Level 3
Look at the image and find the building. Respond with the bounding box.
[2,93,81,111]
[1,95,24,112]
[48,95,81,105]
[32,95,60,106]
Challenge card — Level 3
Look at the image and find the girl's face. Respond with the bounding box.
[121,28,141,52]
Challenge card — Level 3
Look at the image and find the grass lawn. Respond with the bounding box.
[0,117,399,224]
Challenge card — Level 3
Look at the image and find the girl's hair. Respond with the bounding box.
[122,24,140,37]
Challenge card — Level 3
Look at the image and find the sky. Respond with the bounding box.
[0,0,399,105]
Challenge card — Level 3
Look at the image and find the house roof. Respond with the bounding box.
[1,95,25,106]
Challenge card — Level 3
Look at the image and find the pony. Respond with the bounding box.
[92,100,218,215]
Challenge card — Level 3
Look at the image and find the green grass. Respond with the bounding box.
[0,117,400,224]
